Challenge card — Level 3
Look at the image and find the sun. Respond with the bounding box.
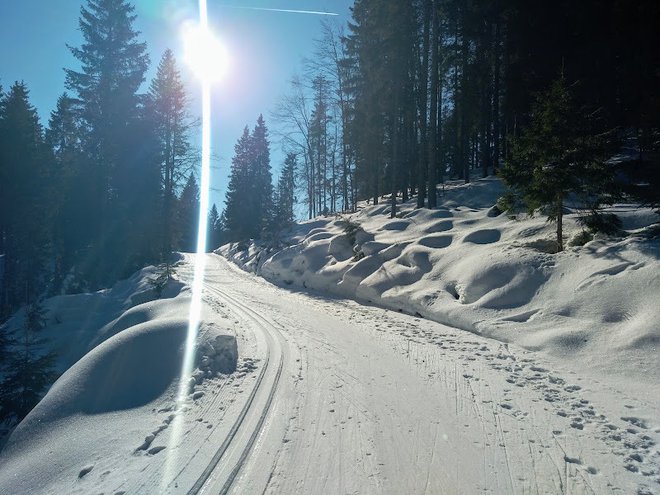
[181,22,228,82]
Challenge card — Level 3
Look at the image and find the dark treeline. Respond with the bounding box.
[0,0,209,321]
[280,0,659,226]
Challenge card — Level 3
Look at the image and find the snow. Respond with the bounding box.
[218,177,660,387]
[0,261,240,494]
[0,176,658,494]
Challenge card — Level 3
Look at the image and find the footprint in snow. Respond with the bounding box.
[78,464,94,479]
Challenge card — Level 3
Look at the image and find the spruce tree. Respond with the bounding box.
[500,77,615,251]
[223,117,274,241]
[46,93,88,290]
[249,115,273,237]
[223,127,252,242]
[65,0,150,285]
[177,173,200,252]
[148,49,193,260]
[207,204,221,250]
[0,83,50,316]
[273,153,297,231]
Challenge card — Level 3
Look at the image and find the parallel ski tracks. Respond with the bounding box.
[187,283,285,495]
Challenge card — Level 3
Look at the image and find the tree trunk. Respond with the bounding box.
[417,0,432,208]
[492,10,501,172]
[427,0,439,209]
[556,195,564,252]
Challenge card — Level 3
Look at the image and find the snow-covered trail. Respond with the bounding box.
[187,254,659,495]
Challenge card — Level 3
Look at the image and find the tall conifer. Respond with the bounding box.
[65,0,150,284]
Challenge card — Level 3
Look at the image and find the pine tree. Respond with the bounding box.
[177,173,200,252]
[0,301,56,423]
[148,49,193,260]
[500,77,615,251]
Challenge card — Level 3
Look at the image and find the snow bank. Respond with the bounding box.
[0,265,185,377]
[218,177,660,381]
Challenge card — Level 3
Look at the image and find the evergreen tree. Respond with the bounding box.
[273,153,297,231]
[207,204,221,250]
[0,82,50,317]
[148,49,193,260]
[0,301,56,423]
[65,0,150,285]
[500,77,615,251]
[113,109,162,274]
[248,115,273,237]
[45,93,88,290]
[177,173,200,252]
[223,127,252,242]
[223,117,273,241]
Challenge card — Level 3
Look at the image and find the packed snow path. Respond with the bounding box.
[180,254,659,495]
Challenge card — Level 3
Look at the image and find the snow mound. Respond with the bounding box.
[218,176,660,381]
[0,264,238,495]
[0,265,186,377]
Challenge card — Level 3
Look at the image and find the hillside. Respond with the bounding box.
[218,177,660,387]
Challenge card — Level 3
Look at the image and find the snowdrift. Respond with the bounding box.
[218,177,660,380]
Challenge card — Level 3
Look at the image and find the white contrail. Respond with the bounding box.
[223,5,338,16]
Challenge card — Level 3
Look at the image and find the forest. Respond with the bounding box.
[271,0,659,225]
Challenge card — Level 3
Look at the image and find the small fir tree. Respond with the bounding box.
[207,204,221,251]
[500,77,615,251]
[273,152,297,231]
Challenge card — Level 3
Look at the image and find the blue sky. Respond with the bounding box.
[0,0,354,212]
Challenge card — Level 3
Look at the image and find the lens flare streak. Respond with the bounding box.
[163,0,213,490]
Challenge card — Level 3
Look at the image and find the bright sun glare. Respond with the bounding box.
[163,5,223,490]
[181,22,229,82]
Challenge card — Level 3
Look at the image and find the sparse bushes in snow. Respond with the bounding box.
[568,230,594,247]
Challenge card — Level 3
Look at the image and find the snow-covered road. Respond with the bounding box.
[182,254,659,495]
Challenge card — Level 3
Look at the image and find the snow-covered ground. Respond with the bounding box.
[0,261,243,494]
[219,177,660,387]
[0,177,658,494]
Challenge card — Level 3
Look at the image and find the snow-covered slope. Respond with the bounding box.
[218,177,660,384]
[1,250,658,494]
[0,260,240,494]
